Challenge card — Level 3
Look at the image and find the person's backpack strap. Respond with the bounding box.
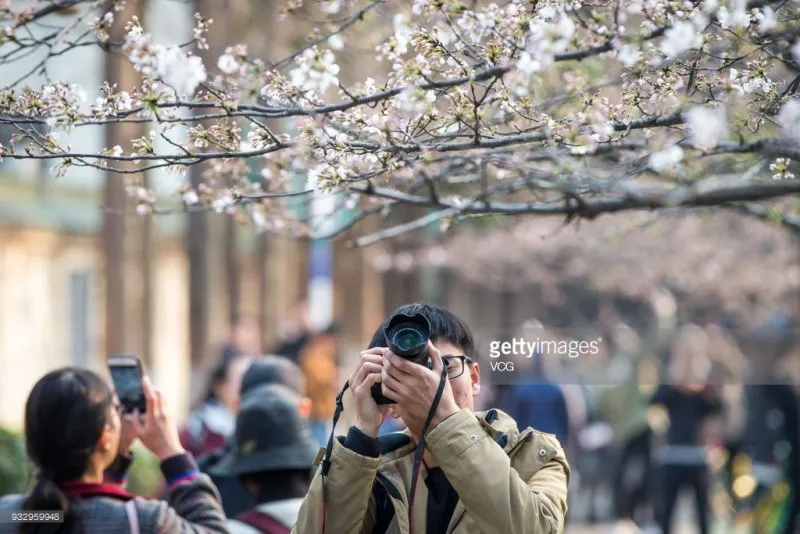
[124,499,140,534]
[234,510,291,534]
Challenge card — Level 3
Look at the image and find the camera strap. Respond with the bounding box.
[320,381,348,534]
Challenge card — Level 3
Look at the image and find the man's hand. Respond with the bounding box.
[381,341,460,437]
[350,348,390,438]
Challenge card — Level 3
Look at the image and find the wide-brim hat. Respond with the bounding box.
[209,384,318,477]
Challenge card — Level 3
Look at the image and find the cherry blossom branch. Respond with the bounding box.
[10,0,95,31]
[1,0,799,243]
[351,207,459,246]
[347,180,800,218]
[270,0,383,70]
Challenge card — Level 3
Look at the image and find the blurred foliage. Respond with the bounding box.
[0,426,29,496]
[0,433,166,499]
[125,443,164,498]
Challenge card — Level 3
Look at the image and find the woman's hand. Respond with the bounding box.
[132,376,185,460]
[118,413,138,455]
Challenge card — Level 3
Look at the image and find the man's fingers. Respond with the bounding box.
[384,363,412,385]
[381,368,408,398]
[360,362,383,375]
[352,358,383,388]
[362,347,389,357]
[359,352,384,365]
[359,372,382,396]
[354,362,383,389]
[381,381,402,403]
[428,341,444,372]
[352,352,384,385]
[384,353,415,378]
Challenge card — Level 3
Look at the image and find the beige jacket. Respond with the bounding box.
[293,408,570,534]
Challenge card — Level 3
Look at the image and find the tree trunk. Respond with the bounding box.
[188,0,236,402]
[225,216,239,325]
[103,0,144,355]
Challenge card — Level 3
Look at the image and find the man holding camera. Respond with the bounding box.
[293,303,570,534]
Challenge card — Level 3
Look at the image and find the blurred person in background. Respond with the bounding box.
[270,302,312,364]
[179,353,254,459]
[215,384,317,533]
[496,351,570,447]
[651,325,723,534]
[221,313,263,362]
[736,339,799,534]
[493,320,570,447]
[237,356,311,416]
[0,368,227,534]
[269,304,340,448]
[296,324,341,448]
[597,321,656,533]
[199,355,312,518]
[775,343,800,534]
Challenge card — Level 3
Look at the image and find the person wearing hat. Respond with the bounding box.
[198,355,313,518]
[237,355,311,415]
[213,384,318,533]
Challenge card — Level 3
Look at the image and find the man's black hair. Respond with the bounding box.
[368,302,476,360]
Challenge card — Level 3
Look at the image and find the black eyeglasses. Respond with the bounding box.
[442,355,473,380]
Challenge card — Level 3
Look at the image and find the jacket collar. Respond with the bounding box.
[58,482,136,501]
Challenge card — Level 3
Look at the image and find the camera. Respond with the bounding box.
[371,312,432,405]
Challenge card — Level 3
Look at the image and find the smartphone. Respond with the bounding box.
[107,354,146,414]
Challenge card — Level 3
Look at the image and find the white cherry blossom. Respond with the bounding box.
[755,7,777,33]
[685,105,728,150]
[155,48,207,98]
[290,48,340,93]
[717,0,750,29]
[777,100,800,144]
[660,21,702,58]
[649,145,685,172]
[217,53,239,74]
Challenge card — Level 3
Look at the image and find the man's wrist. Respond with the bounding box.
[355,420,380,438]
[155,446,186,461]
[344,426,382,458]
[428,401,460,434]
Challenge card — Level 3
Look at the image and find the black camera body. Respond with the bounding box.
[371,312,432,405]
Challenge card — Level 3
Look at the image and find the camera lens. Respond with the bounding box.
[393,328,423,352]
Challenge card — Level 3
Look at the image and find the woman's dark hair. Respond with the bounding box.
[368,302,477,360]
[20,367,115,534]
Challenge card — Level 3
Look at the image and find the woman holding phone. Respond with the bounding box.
[0,367,227,534]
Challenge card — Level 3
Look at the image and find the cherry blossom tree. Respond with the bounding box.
[1,0,800,245]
